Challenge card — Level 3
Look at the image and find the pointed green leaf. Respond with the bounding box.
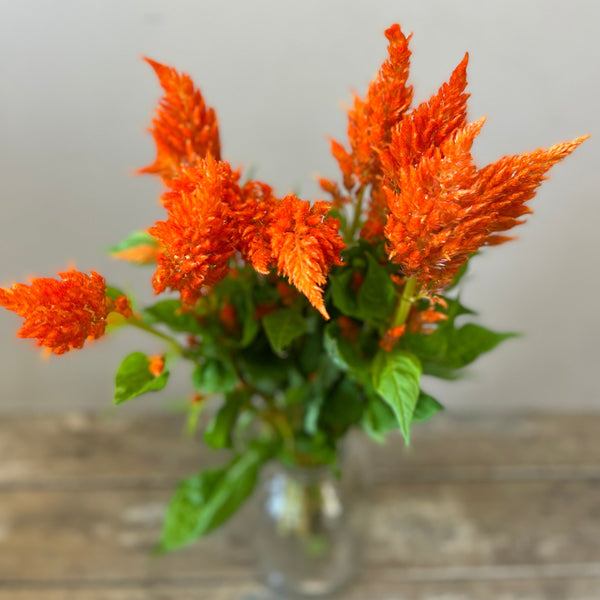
[445,324,518,368]
[159,446,270,552]
[412,392,444,423]
[262,307,307,354]
[204,391,245,449]
[114,352,169,405]
[105,285,127,302]
[372,349,422,444]
[361,389,399,443]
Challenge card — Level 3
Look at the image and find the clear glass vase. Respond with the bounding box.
[256,462,362,598]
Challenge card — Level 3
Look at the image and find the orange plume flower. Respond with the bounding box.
[0,270,131,355]
[332,24,413,188]
[236,180,280,275]
[325,24,413,242]
[379,52,587,291]
[384,118,587,290]
[268,195,345,319]
[150,155,242,305]
[139,58,221,180]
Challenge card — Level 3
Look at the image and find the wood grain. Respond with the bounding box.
[1,412,599,599]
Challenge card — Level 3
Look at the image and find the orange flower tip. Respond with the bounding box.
[316,303,330,320]
[142,56,163,73]
[148,354,165,378]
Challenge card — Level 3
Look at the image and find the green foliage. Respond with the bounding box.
[105,285,127,302]
[329,248,396,327]
[412,392,444,423]
[372,349,422,444]
[361,387,399,443]
[319,377,365,434]
[114,352,169,405]
[357,253,396,325]
[158,443,273,552]
[192,358,237,395]
[143,300,203,334]
[204,390,246,449]
[262,307,307,354]
[403,297,517,379]
[323,322,370,383]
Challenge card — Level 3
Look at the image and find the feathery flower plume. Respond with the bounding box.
[150,155,242,305]
[331,24,413,187]
[268,195,345,319]
[322,24,413,241]
[0,270,131,354]
[384,112,587,289]
[139,58,221,180]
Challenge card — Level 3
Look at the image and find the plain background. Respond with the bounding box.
[0,0,597,414]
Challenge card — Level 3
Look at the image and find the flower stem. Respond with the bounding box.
[126,317,187,355]
[347,185,366,242]
[392,277,418,327]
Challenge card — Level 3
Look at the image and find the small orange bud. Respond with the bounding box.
[148,354,165,377]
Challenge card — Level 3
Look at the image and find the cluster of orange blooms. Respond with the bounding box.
[0,24,586,355]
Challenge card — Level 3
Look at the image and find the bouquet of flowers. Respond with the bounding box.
[0,24,586,552]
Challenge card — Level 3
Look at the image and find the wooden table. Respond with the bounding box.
[1,412,599,599]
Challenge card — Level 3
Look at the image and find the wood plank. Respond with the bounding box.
[0,575,600,600]
[2,413,600,488]
[1,479,599,581]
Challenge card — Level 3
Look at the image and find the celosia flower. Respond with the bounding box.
[150,155,242,305]
[0,270,131,354]
[139,58,221,180]
[378,53,587,291]
[236,180,280,275]
[331,24,413,188]
[268,195,345,319]
[323,24,413,241]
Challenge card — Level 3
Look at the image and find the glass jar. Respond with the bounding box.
[256,462,362,598]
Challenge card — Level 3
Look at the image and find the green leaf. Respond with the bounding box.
[323,322,370,384]
[159,445,271,552]
[143,300,203,334]
[105,285,127,302]
[372,349,422,444]
[402,297,517,376]
[262,307,307,354]
[114,352,169,405]
[361,388,399,443]
[239,342,290,396]
[319,377,364,433]
[356,253,396,325]
[108,230,159,262]
[204,392,245,449]
[303,394,325,435]
[412,392,444,423]
[192,359,237,395]
[330,268,361,317]
[444,324,518,369]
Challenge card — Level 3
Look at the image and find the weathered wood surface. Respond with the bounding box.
[1,412,600,599]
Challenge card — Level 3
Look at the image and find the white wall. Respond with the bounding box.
[0,0,597,413]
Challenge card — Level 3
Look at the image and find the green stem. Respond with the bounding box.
[347,185,366,242]
[126,317,187,355]
[392,277,418,328]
